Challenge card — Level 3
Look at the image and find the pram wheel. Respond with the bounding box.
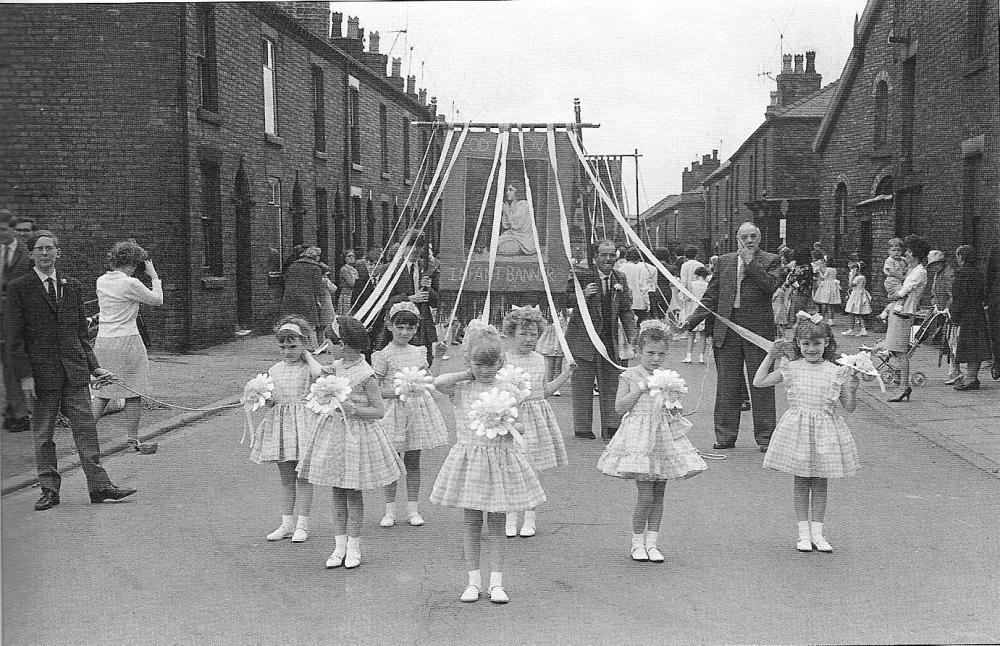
[911,372,927,387]
[879,365,900,386]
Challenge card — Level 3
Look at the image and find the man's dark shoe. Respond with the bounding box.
[7,416,30,433]
[713,442,736,450]
[992,362,1000,381]
[759,445,769,453]
[575,432,597,439]
[89,485,137,503]
[34,489,60,511]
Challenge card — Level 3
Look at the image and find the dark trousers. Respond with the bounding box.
[33,383,112,493]
[571,353,623,440]
[712,314,775,447]
[633,309,649,324]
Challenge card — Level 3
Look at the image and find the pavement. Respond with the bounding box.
[2,329,999,643]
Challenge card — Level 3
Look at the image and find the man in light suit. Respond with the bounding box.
[565,240,638,441]
[1,212,34,433]
[6,230,136,510]
[685,222,785,451]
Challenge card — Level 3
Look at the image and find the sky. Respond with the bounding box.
[338,0,871,212]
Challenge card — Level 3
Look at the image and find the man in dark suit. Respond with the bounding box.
[5,230,136,510]
[1,212,34,433]
[380,235,440,365]
[565,239,638,441]
[685,222,785,451]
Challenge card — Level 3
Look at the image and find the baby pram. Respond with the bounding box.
[858,308,949,387]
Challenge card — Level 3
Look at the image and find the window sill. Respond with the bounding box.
[265,133,284,147]
[197,108,222,125]
[381,172,391,181]
[352,162,364,172]
[200,276,227,290]
[963,58,986,77]
[267,272,283,288]
[862,149,893,162]
[314,150,329,160]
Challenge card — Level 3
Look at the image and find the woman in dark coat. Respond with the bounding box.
[279,245,326,346]
[950,245,992,390]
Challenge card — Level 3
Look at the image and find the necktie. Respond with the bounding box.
[46,277,56,300]
[603,276,610,294]
[734,257,745,309]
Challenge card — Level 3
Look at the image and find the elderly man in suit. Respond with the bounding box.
[1,212,34,433]
[380,234,440,366]
[565,239,638,441]
[685,222,785,451]
[6,230,136,510]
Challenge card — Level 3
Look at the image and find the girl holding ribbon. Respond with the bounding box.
[753,312,860,553]
[372,301,449,529]
[250,317,324,544]
[430,323,545,604]
[501,306,575,538]
[597,320,707,563]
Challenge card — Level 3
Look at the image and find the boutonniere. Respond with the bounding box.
[613,283,624,292]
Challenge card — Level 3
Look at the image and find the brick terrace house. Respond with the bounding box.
[813,0,999,312]
[639,151,719,257]
[703,53,837,256]
[0,2,440,350]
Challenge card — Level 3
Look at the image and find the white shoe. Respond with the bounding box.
[325,551,345,568]
[291,527,308,543]
[698,355,706,364]
[407,512,425,527]
[519,521,536,538]
[553,390,562,397]
[797,521,812,552]
[681,354,692,363]
[266,524,294,541]
[379,512,396,528]
[797,538,813,552]
[630,546,649,561]
[489,585,509,604]
[810,521,833,552]
[460,584,481,603]
[505,514,518,538]
[646,546,664,563]
[344,549,362,569]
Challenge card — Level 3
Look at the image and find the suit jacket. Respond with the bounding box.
[687,249,784,348]
[5,271,100,389]
[1,241,32,295]
[564,267,637,362]
[380,258,440,346]
[280,258,327,324]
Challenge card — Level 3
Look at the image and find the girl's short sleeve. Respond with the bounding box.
[370,349,390,377]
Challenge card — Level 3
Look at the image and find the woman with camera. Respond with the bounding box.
[92,240,163,454]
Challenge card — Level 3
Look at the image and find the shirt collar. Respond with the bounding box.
[33,266,56,282]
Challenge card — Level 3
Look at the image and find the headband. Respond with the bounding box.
[388,301,420,319]
[639,319,669,333]
[795,311,824,324]
[277,323,305,338]
[509,304,542,314]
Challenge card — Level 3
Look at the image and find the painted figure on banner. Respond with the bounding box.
[565,239,638,441]
[496,182,536,256]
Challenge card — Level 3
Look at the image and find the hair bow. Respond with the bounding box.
[795,311,824,324]
[639,319,669,333]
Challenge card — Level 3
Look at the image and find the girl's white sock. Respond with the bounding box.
[406,501,419,516]
[295,516,309,531]
[346,536,360,555]
[468,569,482,589]
[333,534,348,555]
[631,532,646,549]
[384,503,396,517]
[489,571,503,589]
[797,521,811,542]
[644,530,659,548]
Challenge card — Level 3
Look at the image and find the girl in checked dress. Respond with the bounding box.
[297,317,403,570]
[842,261,871,337]
[250,317,324,543]
[597,321,707,563]
[501,306,574,538]
[753,314,860,553]
[430,324,545,604]
[372,302,448,529]
[812,256,842,326]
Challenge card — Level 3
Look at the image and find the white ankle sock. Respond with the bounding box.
[280,514,294,527]
[797,521,811,542]
[631,532,645,549]
[468,569,482,588]
[384,503,396,517]
[489,571,503,588]
[333,534,348,554]
[406,501,419,516]
[522,509,536,524]
[346,536,361,556]
[506,513,518,531]
[644,530,659,548]
[295,516,309,531]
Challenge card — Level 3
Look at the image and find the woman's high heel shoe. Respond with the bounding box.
[887,387,912,402]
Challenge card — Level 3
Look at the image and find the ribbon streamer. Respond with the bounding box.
[481,127,511,321]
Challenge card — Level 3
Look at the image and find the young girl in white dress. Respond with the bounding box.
[297,317,403,570]
[812,256,842,325]
[372,302,448,528]
[842,261,872,336]
[430,324,545,604]
[753,314,860,553]
[597,320,707,563]
[681,266,710,363]
[501,306,574,538]
[535,309,568,395]
[250,317,324,543]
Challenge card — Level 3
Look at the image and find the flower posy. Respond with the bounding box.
[496,364,532,402]
[242,373,275,412]
[837,350,885,392]
[306,374,352,415]
[647,369,688,410]
[393,366,434,402]
[469,387,520,439]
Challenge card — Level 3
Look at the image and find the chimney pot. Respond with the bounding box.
[713,149,718,159]
[391,57,401,77]
[406,75,416,95]
[781,54,793,73]
[331,12,342,38]
[369,31,379,53]
[418,88,427,105]
[793,54,804,73]
[346,16,359,39]
[357,27,364,42]
[805,50,816,73]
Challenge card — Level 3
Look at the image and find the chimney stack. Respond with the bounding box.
[772,51,822,111]
[391,57,401,77]
[429,96,438,115]
[406,75,416,95]
[418,88,427,106]
[346,15,359,39]
[277,2,330,40]
[712,149,718,160]
[805,50,816,73]
[331,11,342,38]
[368,31,379,53]
[782,54,793,73]
[793,54,804,73]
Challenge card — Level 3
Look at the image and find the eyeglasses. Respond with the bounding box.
[14,228,33,233]
[32,245,57,252]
